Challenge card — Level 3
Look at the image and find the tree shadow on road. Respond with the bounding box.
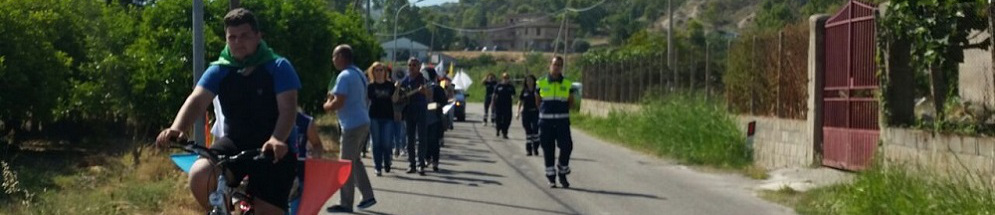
[372,188,579,215]
[562,187,665,200]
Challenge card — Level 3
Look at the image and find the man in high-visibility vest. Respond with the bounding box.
[535,56,576,188]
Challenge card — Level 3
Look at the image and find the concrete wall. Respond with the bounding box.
[881,128,995,184]
[737,115,815,170]
[580,99,641,117]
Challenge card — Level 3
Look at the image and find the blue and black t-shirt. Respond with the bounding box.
[197,58,301,150]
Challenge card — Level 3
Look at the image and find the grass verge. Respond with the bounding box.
[2,144,200,214]
[763,163,995,214]
[571,92,751,169]
[1,114,343,214]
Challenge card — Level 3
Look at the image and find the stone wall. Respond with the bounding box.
[881,128,995,183]
[737,115,815,170]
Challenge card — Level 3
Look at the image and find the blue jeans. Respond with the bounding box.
[370,119,395,170]
[392,120,406,150]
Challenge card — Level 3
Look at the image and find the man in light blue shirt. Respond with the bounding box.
[323,45,376,213]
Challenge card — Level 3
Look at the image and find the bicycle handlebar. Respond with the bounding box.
[168,137,274,166]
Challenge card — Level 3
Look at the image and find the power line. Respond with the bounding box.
[565,0,608,12]
[375,26,427,37]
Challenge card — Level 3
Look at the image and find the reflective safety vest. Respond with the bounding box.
[536,76,573,120]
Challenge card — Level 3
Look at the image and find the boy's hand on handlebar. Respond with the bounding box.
[155,129,184,147]
[261,137,288,163]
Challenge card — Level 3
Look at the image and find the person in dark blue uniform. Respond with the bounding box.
[482,73,498,125]
[491,73,515,139]
[536,56,577,188]
[517,74,540,156]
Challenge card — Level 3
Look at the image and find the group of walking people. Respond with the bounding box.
[154,7,578,215]
[483,56,578,188]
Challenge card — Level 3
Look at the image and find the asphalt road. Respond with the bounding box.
[320,103,795,215]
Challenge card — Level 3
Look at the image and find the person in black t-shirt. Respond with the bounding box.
[482,73,498,125]
[490,73,515,139]
[366,62,397,176]
[516,74,540,156]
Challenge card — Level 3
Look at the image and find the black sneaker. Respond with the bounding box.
[432,162,439,172]
[406,167,417,174]
[418,166,426,175]
[384,166,391,173]
[558,173,570,188]
[374,169,382,177]
[326,205,353,213]
[545,167,557,188]
[357,198,377,209]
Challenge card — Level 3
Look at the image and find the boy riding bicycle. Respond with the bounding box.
[154,8,301,215]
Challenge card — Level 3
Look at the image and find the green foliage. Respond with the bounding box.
[879,0,989,127]
[458,54,497,68]
[753,0,797,31]
[0,0,382,142]
[800,164,995,214]
[572,92,751,168]
[799,0,844,17]
[0,0,75,128]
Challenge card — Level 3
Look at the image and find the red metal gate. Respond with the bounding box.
[822,0,878,171]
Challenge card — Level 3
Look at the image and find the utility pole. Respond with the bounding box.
[667,0,673,74]
[193,0,205,145]
[990,3,994,105]
[367,0,372,33]
[705,41,710,97]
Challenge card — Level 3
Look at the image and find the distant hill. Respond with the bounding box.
[376,0,845,49]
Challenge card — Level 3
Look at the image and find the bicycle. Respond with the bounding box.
[169,139,272,215]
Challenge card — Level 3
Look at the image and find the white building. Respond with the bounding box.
[382,37,430,61]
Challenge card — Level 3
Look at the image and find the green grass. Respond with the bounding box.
[2,115,345,214]
[571,91,751,169]
[1,147,196,214]
[763,163,995,215]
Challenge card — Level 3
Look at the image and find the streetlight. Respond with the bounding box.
[394,0,426,61]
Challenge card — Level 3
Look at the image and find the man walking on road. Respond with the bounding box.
[491,73,515,139]
[324,45,377,213]
[399,58,430,175]
[536,56,576,188]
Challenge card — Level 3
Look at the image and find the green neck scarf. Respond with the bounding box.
[211,41,281,69]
